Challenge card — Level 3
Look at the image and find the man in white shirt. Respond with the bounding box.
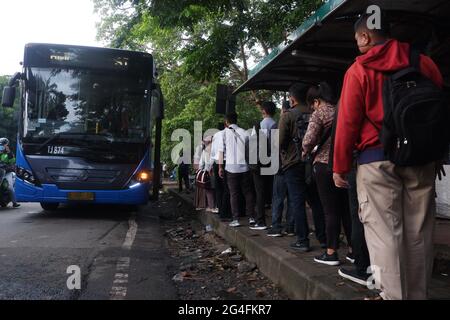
[218,113,255,228]
[249,101,278,231]
[211,123,231,219]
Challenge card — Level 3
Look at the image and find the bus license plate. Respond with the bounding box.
[67,192,95,201]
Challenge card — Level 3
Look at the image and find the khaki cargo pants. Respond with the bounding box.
[357,161,436,300]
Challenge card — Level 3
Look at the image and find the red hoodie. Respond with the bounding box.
[333,39,444,174]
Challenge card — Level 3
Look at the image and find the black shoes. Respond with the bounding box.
[314,252,340,266]
[346,252,356,264]
[283,227,296,237]
[12,203,21,208]
[267,228,283,237]
[290,241,311,252]
[338,268,370,287]
[250,224,268,231]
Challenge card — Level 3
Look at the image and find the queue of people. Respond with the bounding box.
[191,12,448,300]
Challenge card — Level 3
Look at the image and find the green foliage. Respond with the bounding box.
[94,0,324,165]
[0,75,19,148]
[95,0,324,81]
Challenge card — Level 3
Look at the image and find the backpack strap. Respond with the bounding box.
[409,48,421,70]
[390,49,422,81]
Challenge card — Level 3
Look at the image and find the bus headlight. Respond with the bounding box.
[16,166,39,186]
[128,170,152,189]
[136,170,152,183]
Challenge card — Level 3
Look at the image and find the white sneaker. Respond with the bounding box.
[250,224,268,231]
[212,208,219,213]
[229,220,241,228]
[249,218,256,225]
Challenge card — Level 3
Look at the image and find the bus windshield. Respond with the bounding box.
[23,67,152,144]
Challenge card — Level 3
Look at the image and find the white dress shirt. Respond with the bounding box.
[218,124,249,174]
[211,130,225,162]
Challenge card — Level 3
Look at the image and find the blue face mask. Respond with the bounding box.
[0,146,5,152]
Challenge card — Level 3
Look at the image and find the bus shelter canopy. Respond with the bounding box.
[234,0,450,94]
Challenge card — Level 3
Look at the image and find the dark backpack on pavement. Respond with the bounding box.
[380,49,450,166]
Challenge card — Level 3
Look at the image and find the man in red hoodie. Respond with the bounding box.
[333,13,444,300]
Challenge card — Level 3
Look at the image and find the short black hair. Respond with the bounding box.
[306,82,337,106]
[282,100,291,111]
[261,101,277,117]
[225,112,238,125]
[288,83,307,105]
[354,12,390,38]
[217,122,225,131]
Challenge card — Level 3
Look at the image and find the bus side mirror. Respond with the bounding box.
[2,86,16,108]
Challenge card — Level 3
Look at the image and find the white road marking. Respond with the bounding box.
[109,214,138,300]
[122,214,138,250]
[110,259,131,300]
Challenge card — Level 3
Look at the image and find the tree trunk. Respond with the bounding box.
[239,38,249,81]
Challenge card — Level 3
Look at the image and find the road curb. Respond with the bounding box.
[167,187,368,300]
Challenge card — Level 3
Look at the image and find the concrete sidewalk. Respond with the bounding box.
[167,186,450,300]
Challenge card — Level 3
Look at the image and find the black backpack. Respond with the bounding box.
[292,112,314,184]
[293,112,311,161]
[380,50,450,166]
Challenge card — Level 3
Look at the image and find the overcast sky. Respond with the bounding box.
[0,0,101,75]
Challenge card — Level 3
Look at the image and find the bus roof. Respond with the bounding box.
[23,43,154,74]
[234,0,450,94]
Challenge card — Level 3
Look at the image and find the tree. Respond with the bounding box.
[95,0,323,82]
[93,0,324,165]
[0,76,19,148]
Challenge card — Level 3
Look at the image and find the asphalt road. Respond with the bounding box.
[0,201,177,300]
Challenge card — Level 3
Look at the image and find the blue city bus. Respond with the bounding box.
[1,43,164,210]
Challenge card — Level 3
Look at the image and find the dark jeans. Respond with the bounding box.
[264,175,273,207]
[271,172,294,230]
[314,163,352,251]
[227,171,255,220]
[306,178,327,244]
[178,164,190,192]
[348,169,371,275]
[252,171,271,226]
[214,163,232,219]
[284,164,309,243]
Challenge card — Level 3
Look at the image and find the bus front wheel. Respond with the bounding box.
[40,203,59,211]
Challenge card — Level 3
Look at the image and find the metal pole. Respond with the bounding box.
[152,118,163,201]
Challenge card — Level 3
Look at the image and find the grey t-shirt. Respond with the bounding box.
[261,117,277,133]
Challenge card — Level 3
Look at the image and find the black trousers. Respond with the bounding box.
[227,171,255,220]
[306,178,327,244]
[251,171,272,225]
[348,169,371,275]
[178,164,190,192]
[314,163,352,250]
[214,163,232,219]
